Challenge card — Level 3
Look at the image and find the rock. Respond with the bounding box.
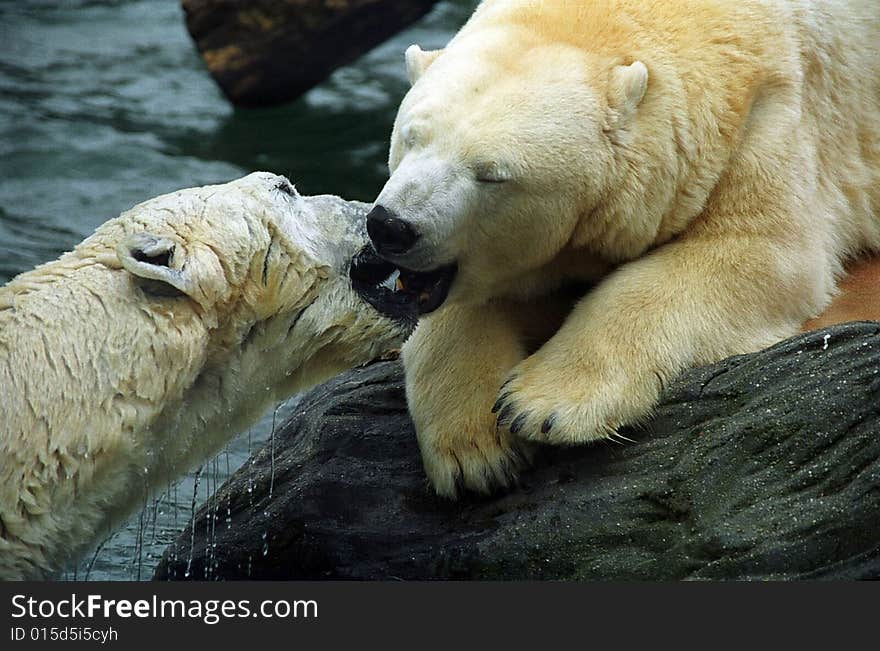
[182,0,440,107]
[155,322,880,580]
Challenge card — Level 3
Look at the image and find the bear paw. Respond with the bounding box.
[419,426,534,499]
[493,357,653,446]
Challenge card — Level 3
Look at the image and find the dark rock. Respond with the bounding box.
[155,322,880,580]
[182,0,440,107]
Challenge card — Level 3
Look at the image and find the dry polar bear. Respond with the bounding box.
[0,172,412,579]
[362,0,880,497]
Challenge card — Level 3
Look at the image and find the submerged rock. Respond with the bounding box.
[155,322,880,580]
[182,0,440,107]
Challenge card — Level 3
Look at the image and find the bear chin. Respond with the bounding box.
[350,244,457,316]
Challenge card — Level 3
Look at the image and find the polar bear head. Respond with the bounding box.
[364,25,650,310]
[108,172,413,383]
[97,171,420,448]
[0,172,416,578]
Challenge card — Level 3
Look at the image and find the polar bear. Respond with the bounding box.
[360,0,880,498]
[0,172,413,579]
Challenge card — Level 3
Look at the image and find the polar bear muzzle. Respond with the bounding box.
[350,244,457,316]
[366,204,420,257]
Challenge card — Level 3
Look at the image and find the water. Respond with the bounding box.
[0,0,476,580]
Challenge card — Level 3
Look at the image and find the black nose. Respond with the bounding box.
[366,205,419,256]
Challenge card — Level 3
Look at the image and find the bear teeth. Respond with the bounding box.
[379,269,401,292]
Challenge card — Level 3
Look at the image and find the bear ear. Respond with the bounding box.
[608,60,648,117]
[405,44,443,85]
[117,232,221,305]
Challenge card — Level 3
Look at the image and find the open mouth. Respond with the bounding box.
[349,245,457,319]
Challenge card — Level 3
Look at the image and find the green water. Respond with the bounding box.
[0,0,476,580]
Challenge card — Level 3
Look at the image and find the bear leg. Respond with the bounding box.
[403,300,535,498]
[494,230,825,446]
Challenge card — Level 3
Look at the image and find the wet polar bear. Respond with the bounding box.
[0,172,412,579]
[362,0,880,497]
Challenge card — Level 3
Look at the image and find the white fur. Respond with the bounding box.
[0,173,407,578]
[386,0,880,497]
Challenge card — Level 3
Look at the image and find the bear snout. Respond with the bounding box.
[366,204,420,257]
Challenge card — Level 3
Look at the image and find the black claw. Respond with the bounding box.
[491,393,509,414]
[496,404,514,427]
[541,413,556,434]
[509,412,527,434]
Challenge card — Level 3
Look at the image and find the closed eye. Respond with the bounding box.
[274,178,296,197]
[473,161,512,184]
